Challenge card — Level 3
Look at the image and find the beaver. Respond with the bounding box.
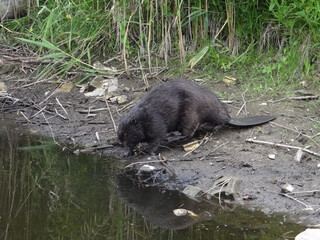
[117,79,275,156]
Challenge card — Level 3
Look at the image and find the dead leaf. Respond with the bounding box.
[222,76,236,85]
[57,82,73,93]
[183,140,200,152]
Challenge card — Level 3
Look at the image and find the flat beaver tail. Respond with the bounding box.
[227,115,276,127]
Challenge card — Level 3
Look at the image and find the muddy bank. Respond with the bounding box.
[1,72,320,227]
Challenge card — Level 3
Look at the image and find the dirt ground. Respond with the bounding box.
[1,56,320,227]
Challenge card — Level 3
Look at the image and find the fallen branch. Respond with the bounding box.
[286,190,320,195]
[289,95,319,100]
[270,122,319,147]
[104,97,117,132]
[236,89,248,116]
[78,107,109,113]
[271,95,319,103]
[56,97,68,116]
[280,193,313,209]
[246,138,320,158]
[54,108,67,120]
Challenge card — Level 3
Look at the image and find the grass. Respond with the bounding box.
[1,0,319,91]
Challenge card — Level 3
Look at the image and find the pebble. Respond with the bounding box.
[268,154,276,160]
[295,228,320,240]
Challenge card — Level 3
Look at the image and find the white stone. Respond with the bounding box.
[295,228,320,240]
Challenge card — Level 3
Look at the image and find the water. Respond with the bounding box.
[0,122,305,240]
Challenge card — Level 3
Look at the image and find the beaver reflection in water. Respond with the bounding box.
[117,79,275,156]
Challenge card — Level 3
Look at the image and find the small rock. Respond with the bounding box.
[116,95,128,104]
[109,96,118,103]
[182,185,202,199]
[294,149,305,163]
[89,75,105,88]
[73,149,80,155]
[295,228,320,240]
[268,154,276,160]
[0,81,7,91]
[84,87,105,97]
[108,85,118,93]
[299,81,308,88]
[139,164,156,172]
[317,163,320,168]
[173,208,197,217]
[103,78,118,93]
[281,183,294,193]
[57,82,73,93]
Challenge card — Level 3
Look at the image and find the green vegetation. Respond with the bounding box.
[1,0,319,89]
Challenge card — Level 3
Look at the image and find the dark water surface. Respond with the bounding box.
[0,121,306,240]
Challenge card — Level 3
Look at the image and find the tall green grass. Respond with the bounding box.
[1,0,319,88]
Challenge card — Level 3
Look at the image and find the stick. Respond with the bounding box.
[39,83,62,105]
[280,193,313,209]
[271,95,319,103]
[56,98,68,116]
[30,106,47,119]
[20,111,31,123]
[236,89,248,116]
[246,138,320,158]
[41,113,58,145]
[78,107,109,113]
[54,108,67,120]
[270,122,319,147]
[286,190,320,195]
[104,97,117,132]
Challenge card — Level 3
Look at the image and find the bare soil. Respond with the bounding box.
[1,61,320,227]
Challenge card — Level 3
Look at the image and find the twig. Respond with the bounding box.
[199,141,229,161]
[214,18,228,39]
[271,95,319,103]
[78,107,109,113]
[30,106,47,119]
[246,138,320,158]
[270,122,319,147]
[218,179,231,207]
[286,190,320,195]
[280,193,313,209]
[17,77,56,88]
[56,98,68,116]
[54,108,67,120]
[236,89,248,116]
[289,95,319,100]
[20,111,31,123]
[39,83,63,105]
[104,97,117,132]
[41,113,60,146]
